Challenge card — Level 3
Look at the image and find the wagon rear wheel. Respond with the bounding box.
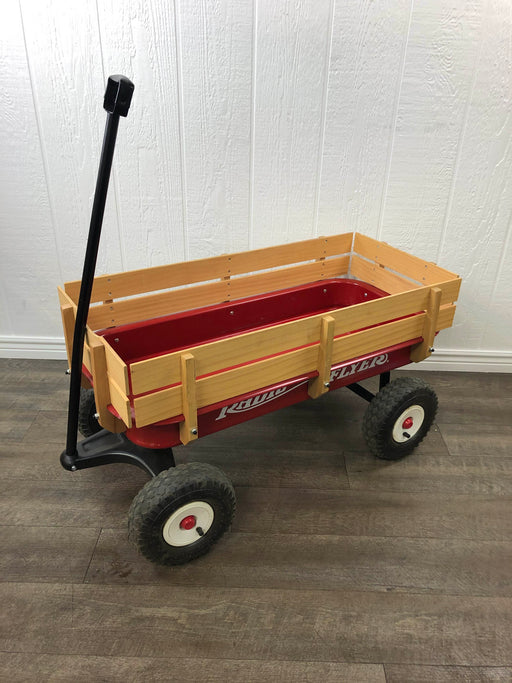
[362,376,438,460]
[128,463,236,565]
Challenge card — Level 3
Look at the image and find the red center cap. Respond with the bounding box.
[402,416,414,430]
[180,515,196,530]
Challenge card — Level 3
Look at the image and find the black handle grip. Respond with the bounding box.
[103,75,134,117]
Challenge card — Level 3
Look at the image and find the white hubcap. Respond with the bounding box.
[162,501,214,547]
[392,405,425,443]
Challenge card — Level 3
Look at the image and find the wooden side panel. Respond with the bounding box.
[88,256,350,330]
[130,285,457,395]
[65,233,354,304]
[88,335,124,433]
[57,287,76,367]
[354,233,457,285]
[108,378,132,429]
[351,255,461,305]
[351,255,420,295]
[102,342,129,396]
[59,304,75,367]
[129,286,436,395]
[82,342,92,374]
[133,314,426,428]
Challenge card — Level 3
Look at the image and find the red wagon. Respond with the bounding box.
[58,76,461,565]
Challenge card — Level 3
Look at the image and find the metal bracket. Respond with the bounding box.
[60,430,175,478]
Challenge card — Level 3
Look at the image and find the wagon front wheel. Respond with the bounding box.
[362,376,438,460]
[128,463,236,565]
[78,387,102,437]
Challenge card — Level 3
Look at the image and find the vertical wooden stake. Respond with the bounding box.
[410,286,442,362]
[60,303,75,368]
[89,335,125,432]
[179,353,199,445]
[308,315,335,399]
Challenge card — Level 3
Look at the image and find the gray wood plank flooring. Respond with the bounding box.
[1,359,511,682]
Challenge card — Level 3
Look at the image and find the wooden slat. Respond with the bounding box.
[308,316,335,399]
[57,286,76,367]
[179,353,198,445]
[133,314,426,428]
[83,342,92,373]
[129,285,453,396]
[350,255,421,294]
[410,286,442,362]
[88,334,124,433]
[101,339,129,395]
[226,255,349,303]
[351,255,461,304]
[108,377,132,429]
[59,304,75,368]
[65,233,353,304]
[88,257,350,330]
[437,303,456,330]
[354,233,457,285]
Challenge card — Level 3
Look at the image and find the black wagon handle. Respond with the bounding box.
[62,75,134,468]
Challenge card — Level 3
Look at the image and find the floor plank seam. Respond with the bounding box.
[82,528,102,584]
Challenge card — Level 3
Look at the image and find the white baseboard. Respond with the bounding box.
[401,349,512,373]
[0,336,68,360]
[1,336,511,373]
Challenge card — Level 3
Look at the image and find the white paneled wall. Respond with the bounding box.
[1,0,511,371]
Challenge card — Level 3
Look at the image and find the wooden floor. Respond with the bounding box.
[1,358,511,682]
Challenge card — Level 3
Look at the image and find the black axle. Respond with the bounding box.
[346,371,391,403]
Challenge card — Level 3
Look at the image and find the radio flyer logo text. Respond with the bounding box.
[215,353,389,421]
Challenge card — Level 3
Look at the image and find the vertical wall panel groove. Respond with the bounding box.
[0,2,62,338]
[313,0,336,238]
[318,0,412,240]
[376,0,415,241]
[98,0,185,268]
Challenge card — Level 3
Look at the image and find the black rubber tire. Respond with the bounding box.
[362,376,438,460]
[128,463,236,566]
[78,388,102,438]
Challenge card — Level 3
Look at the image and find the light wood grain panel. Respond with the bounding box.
[88,335,117,432]
[129,286,447,395]
[354,234,457,284]
[351,255,421,294]
[100,337,129,395]
[133,315,424,426]
[87,257,349,330]
[65,254,232,304]
[351,255,461,304]
[65,233,353,304]
[108,378,131,429]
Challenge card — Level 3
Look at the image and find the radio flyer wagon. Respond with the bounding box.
[58,76,461,565]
